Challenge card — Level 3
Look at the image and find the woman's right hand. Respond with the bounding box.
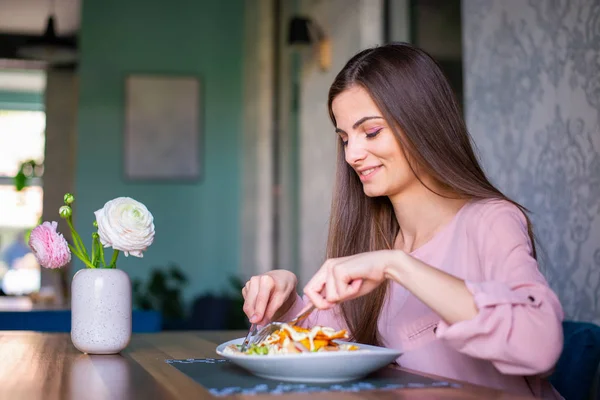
[242,269,298,325]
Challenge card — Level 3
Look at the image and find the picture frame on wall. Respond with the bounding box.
[124,74,201,181]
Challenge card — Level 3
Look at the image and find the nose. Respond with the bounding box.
[344,137,367,166]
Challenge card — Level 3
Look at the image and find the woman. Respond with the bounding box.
[241,43,564,398]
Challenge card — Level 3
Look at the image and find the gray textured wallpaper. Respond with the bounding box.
[463,0,600,323]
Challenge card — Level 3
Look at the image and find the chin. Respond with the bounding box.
[362,181,406,198]
[362,185,389,198]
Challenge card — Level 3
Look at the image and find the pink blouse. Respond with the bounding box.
[281,199,564,399]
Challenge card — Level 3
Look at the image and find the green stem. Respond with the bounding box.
[68,244,96,269]
[98,242,106,268]
[91,236,97,266]
[92,235,104,268]
[66,217,89,261]
[109,249,119,268]
[66,219,83,255]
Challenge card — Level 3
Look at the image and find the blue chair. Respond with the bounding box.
[550,321,600,400]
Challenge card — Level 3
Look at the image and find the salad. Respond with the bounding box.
[226,324,360,355]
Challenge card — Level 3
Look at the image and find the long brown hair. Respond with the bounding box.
[326,42,536,346]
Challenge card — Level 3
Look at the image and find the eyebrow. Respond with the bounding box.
[335,116,384,134]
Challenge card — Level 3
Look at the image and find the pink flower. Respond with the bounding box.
[28,221,71,269]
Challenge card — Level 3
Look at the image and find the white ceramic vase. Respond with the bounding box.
[71,268,132,354]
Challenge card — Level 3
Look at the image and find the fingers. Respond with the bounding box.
[304,264,335,310]
[242,277,259,321]
[242,275,275,324]
[261,291,289,325]
[326,265,340,303]
[348,278,363,294]
[305,257,369,307]
[336,272,363,301]
[332,264,362,301]
[253,275,276,323]
[303,271,329,309]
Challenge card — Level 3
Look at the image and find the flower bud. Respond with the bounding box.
[63,193,75,205]
[93,221,98,228]
[59,205,72,219]
[92,232,100,239]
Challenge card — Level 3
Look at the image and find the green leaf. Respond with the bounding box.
[14,171,26,191]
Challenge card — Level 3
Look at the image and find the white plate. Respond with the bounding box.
[215,337,402,383]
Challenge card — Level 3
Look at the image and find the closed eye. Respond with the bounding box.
[366,128,383,139]
[340,128,382,146]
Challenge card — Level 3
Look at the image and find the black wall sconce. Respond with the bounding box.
[287,16,331,71]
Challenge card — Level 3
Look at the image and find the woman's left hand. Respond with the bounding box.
[303,250,398,309]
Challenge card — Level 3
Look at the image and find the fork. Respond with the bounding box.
[249,303,316,347]
[240,323,258,353]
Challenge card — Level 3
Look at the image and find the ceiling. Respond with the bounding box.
[0,0,80,36]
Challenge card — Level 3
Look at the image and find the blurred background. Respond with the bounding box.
[0,0,598,333]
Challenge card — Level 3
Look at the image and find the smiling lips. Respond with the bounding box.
[358,165,382,181]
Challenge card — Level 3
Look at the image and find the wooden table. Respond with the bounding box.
[0,330,531,399]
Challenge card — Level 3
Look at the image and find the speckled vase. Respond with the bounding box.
[70,268,132,354]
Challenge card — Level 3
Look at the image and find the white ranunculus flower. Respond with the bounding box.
[94,197,155,257]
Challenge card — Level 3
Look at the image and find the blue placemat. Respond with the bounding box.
[165,358,461,396]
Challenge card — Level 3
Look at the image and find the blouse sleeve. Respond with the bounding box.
[435,202,564,376]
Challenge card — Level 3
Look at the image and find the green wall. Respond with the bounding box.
[75,0,245,304]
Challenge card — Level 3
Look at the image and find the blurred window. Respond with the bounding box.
[0,110,46,295]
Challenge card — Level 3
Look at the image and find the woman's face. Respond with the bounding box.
[331,85,420,198]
